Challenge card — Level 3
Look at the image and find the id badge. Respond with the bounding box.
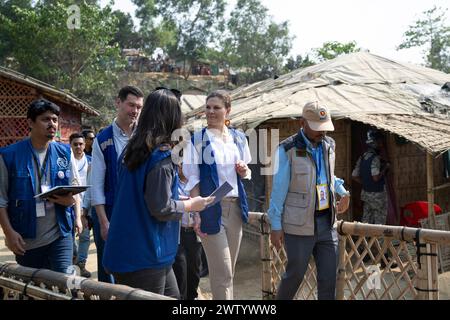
[316,184,330,211]
[36,185,50,217]
[36,200,46,217]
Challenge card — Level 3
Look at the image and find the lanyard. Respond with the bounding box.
[31,148,50,193]
[311,145,322,184]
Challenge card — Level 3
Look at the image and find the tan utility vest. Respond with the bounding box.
[281,135,337,236]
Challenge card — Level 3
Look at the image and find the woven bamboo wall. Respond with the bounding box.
[388,136,450,213]
[0,77,82,147]
[0,78,36,147]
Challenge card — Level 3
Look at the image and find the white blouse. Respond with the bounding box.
[182,128,252,197]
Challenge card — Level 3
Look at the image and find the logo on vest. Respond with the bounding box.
[57,157,69,169]
[57,171,65,179]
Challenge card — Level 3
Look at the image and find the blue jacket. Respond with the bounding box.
[95,125,116,219]
[0,139,74,238]
[193,128,249,235]
[361,151,385,192]
[103,147,180,273]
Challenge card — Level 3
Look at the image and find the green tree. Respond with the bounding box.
[225,0,292,84]
[314,41,360,61]
[0,0,126,126]
[132,0,177,55]
[283,54,315,72]
[398,6,450,73]
[150,0,226,79]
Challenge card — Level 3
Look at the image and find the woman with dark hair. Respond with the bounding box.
[103,89,213,298]
[183,90,252,300]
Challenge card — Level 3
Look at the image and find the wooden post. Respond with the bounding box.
[346,120,352,221]
[265,128,273,210]
[429,243,439,300]
[336,234,347,300]
[260,214,274,300]
[426,153,437,229]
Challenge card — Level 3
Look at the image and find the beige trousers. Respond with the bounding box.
[201,198,243,300]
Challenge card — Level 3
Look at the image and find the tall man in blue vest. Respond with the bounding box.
[0,99,82,273]
[91,86,144,283]
[268,101,350,300]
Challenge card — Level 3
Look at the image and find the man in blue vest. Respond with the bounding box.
[90,85,144,283]
[0,99,82,274]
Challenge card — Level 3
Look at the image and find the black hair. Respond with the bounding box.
[118,85,144,102]
[69,132,85,143]
[123,89,182,171]
[27,99,60,121]
[81,129,95,138]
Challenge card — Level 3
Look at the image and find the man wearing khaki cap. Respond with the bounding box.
[268,101,350,300]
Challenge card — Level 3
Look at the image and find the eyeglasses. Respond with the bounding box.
[154,87,182,101]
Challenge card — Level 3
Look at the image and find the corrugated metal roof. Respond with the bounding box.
[185,52,450,154]
[0,66,100,116]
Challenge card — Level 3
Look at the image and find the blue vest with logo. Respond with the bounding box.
[361,152,385,192]
[103,147,180,273]
[95,125,117,219]
[0,139,73,238]
[192,128,249,235]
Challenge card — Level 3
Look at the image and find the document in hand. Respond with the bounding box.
[34,185,90,199]
[206,181,234,208]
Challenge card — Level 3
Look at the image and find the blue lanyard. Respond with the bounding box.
[31,149,50,193]
[311,145,322,184]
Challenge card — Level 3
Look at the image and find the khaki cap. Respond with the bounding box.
[302,101,334,131]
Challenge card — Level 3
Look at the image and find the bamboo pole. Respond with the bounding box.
[429,243,439,300]
[265,128,273,210]
[337,221,450,244]
[0,276,72,300]
[426,153,437,229]
[336,234,347,300]
[0,263,173,300]
[260,214,274,300]
[345,120,352,221]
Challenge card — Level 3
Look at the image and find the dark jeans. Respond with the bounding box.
[173,228,202,300]
[92,210,114,283]
[113,266,180,299]
[15,234,73,274]
[276,211,339,300]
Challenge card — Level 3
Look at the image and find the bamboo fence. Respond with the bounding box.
[0,262,174,300]
[247,212,450,300]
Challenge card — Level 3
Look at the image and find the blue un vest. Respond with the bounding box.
[102,147,180,273]
[95,125,117,219]
[361,152,385,192]
[192,128,249,235]
[0,139,74,238]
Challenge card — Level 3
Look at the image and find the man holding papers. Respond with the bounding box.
[0,99,81,274]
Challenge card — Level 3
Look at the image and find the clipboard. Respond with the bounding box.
[34,185,91,199]
[206,182,234,207]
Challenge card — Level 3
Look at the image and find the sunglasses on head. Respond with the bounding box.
[154,86,182,101]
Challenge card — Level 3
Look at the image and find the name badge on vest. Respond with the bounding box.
[316,184,330,211]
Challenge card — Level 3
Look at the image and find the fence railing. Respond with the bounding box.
[247,212,450,300]
[0,262,173,300]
